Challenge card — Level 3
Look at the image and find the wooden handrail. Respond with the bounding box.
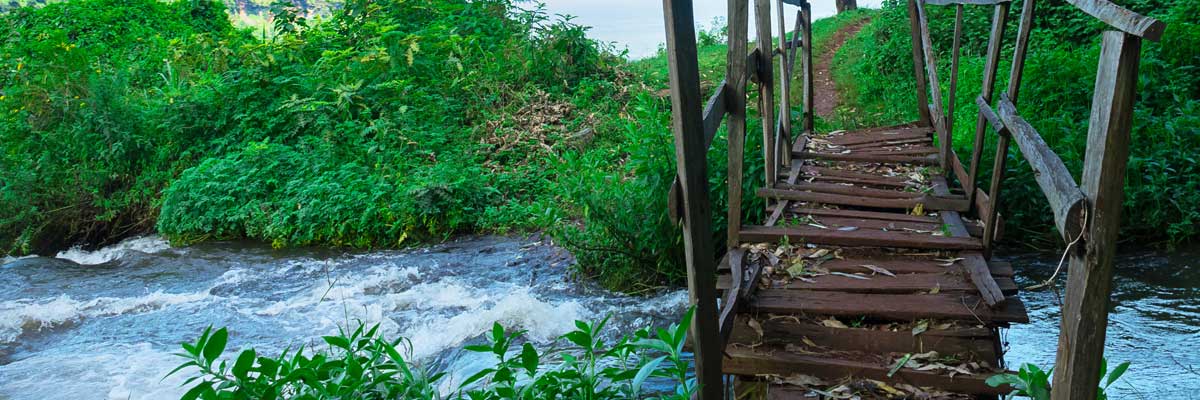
[1065,0,1165,41]
[924,0,1011,5]
[996,94,1086,242]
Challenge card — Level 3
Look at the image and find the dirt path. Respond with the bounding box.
[813,19,869,118]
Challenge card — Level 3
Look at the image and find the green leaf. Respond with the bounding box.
[520,343,539,375]
[563,331,591,348]
[323,335,351,351]
[1105,361,1131,388]
[632,356,667,394]
[464,344,493,353]
[202,328,228,363]
[232,349,256,380]
[460,368,495,388]
[181,381,212,400]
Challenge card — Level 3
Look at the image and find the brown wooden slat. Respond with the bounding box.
[798,150,940,165]
[724,346,1012,395]
[740,225,983,250]
[718,272,1018,294]
[748,290,1029,323]
[727,315,998,361]
[786,207,942,224]
[718,257,1014,278]
[801,165,914,183]
[776,182,925,200]
[826,130,930,146]
[801,215,942,231]
[844,137,933,150]
[759,188,970,212]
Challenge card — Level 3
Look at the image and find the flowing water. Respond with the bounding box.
[0,236,688,399]
[1,237,1197,398]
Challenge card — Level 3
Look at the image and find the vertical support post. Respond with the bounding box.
[801,0,814,133]
[661,0,722,398]
[905,0,932,127]
[755,0,777,189]
[727,0,750,248]
[1051,31,1141,400]
[983,0,1034,259]
[947,4,963,133]
[775,0,793,167]
[967,3,1009,200]
[914,0,949,172]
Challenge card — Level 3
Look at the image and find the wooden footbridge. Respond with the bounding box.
[659,0,1164,398]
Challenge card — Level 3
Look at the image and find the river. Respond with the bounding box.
[1,236,1197,399]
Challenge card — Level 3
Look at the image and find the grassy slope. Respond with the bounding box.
[829,1,1200,247]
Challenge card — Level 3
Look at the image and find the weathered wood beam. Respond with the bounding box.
[977,96,1010,258]
[947,4,964,133]
[801,1,814,133]
[727,315,999,361]
[967,2,1010,205]
[1006,0,1036,102]
[668,83,728,225]
[997,93,1087,241]
[746,290,1028,322]
[906,0,932,126]
[1051,31,1142,400]
[717,248,744,344]
[758,187,971,212]
[740,224,983,249]
[1065,0,1165,41]
[924,0,1012,5]
[755,0,777,189]
[775,0,793,169]
[726,0,750,248]
[661,1,721,398]
[914,0,952,170]
[725,347,1013,395]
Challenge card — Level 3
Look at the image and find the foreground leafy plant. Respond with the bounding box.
[986,359,1130,400]
[169,309,698,399]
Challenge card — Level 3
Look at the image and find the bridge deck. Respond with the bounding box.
[721,124,1029,398]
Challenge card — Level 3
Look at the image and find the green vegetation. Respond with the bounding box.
[830,0,1200,246]
[987,359,1131,400]
[170,311,697,399]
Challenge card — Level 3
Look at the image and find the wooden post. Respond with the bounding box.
[755,0,777,188]
[775,0,793,167]
[914,0,950,171]
[905,0,932,127]
[967,3,1009,200]
[1051,31,1141,400]
[801,0,814,133]
[947,4,963,133]
[727,0,750,248]
[984,0,1035,259]
[661,0,722,398]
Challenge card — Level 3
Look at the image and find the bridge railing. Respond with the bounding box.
[661,0,812,398]
[912,0,1164,398]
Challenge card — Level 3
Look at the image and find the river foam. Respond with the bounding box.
[0,291,210,344]
[55,236,171,265]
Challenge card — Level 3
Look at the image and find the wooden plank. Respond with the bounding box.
[661,1,722,397]
[727,316,999,360]
[967,2,1010,203]
[827,130,929,146]
[740,225,983,250]
[924,0,1012,5]
[1052,31,1141,400]
[777,181,928,199]
[796,215,942,231]
[935,183,1007,306]
[756,0,777,188]
[801,1,814,132]
[798,150,940,165]
[947,4,963,133]
[724,347,1012,395]
[849,147,940,156]
[914,0,951,169]
[726,0,750,248]
[719,272,1018,294]
[719,255,1015,277]
[787,207,942,224]
[775,0,793,163]
[906,0,932,126]
[976,95,1006,135]
[758,188,971,212]
[844,137,932,149]
[765,160,804,226]
[800,166,914,184]
[997,94,1087,241]
[1064,0,1165,41]
[718,249,744,344]
[982,132,1009,259]
[749,290,1029,323]
[669,83,728,225]
[1007,0,1036,102]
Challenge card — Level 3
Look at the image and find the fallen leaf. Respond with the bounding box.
[801,336,819,347]
[748,318,764,338]
[830,271,870,280]
[836,226,859,231]
[860,264,896,277]
[929,284,941,294]
[912,320,929,336]
[935,257,964,267]
[911,203,925,216]
[821,318,848,329]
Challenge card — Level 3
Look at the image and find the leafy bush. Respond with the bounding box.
[986,359,1130,400]
[168,311,698,399]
